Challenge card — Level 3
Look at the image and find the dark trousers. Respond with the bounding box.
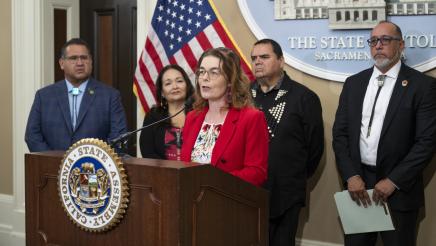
[269,205,301,246]
[344,164,419,246]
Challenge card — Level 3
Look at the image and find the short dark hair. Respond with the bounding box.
[253,39,283,59]
[376,21,403,39]
[60,38,92,59]
[155,64,194,110]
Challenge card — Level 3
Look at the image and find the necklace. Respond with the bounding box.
[251,88,289,138]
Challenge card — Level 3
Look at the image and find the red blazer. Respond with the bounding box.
[181,106,269,186]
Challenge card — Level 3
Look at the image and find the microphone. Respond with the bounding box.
[109,97,194,148]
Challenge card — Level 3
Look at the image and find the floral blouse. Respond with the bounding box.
[190,122,223,164]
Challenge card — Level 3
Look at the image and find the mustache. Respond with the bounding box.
[373,51,386,57]
[372,50,402,59]
[372,51,403,69]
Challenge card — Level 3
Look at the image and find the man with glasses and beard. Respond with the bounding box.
[333,21,436,246]
[25,38,127,152]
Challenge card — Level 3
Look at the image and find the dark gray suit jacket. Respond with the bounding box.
[333,63,436,211]
[25,79,127,152]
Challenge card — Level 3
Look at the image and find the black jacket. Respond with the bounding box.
[252,72,324,217]
[333,63,436,211]
[139,107,169,159]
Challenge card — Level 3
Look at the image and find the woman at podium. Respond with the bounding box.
[139,64,194,160]
[181,48,269,186]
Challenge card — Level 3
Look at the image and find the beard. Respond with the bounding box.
[373,50,402,71]
[374,57,391,70]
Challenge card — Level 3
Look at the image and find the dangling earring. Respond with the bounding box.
[161,96,168,108]
[226,85,232,104]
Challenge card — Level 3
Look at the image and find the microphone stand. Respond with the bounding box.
[109,106,186,149]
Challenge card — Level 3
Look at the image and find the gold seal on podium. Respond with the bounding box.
[58,138,129,232]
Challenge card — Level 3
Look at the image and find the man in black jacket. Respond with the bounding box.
[333,21,436,246]
[250,39,324,246]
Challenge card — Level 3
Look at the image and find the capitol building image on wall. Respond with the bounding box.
[273,0,436,29]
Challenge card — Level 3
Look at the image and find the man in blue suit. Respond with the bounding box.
[25,38,127,152]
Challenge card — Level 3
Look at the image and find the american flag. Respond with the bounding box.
[134,0,254,111]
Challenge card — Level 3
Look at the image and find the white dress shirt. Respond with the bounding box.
[359,61,401,166]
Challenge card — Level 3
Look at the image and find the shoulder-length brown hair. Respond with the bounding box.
[193,47,253,111]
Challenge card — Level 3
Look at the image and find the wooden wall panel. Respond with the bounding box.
[54,9,67,82]
[96,13,114,87]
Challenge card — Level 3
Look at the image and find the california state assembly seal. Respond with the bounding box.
[58,138,129,232]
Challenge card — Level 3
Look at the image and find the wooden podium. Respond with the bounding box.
[25,152,268,246]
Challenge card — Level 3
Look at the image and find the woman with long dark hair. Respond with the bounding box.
[139,64,194,160]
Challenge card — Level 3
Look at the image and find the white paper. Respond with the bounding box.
[334,189,395,234]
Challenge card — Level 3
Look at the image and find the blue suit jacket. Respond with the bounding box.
[25,79,127,152]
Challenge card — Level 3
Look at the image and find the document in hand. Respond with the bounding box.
[334,189,395,234]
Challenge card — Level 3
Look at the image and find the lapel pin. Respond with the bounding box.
[402,80,408,87]
[89,89,95,95]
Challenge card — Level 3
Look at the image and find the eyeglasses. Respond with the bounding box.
[64,55,91,64]
[367,36,401,47]
[195,68,222,80]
